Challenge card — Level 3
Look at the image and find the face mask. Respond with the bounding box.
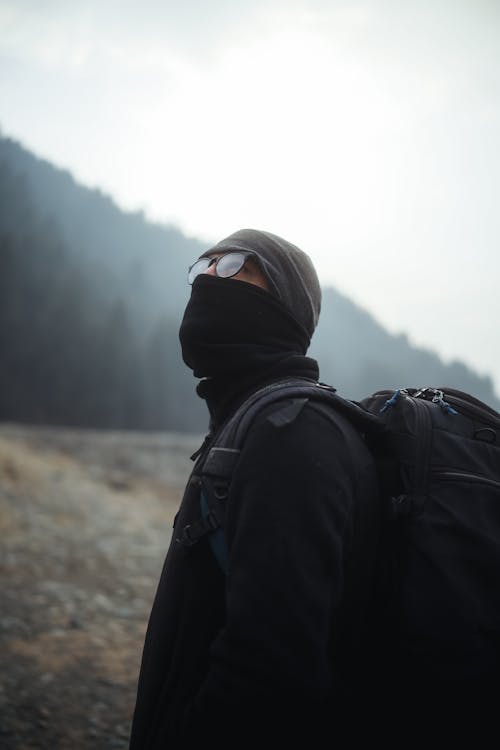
[178,274,309,379]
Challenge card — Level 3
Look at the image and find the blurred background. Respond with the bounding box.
[1,0,500,433]
[1,2,499,748]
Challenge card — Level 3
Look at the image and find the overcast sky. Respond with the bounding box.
[1,0,500,393]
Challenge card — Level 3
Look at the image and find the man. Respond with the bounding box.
[129,229,380,748]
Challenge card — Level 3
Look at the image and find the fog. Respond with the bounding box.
[1,0,499,390]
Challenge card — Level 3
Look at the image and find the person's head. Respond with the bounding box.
[179,228,322,380]
[188,228,322,340]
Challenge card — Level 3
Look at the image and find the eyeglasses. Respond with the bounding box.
[188,251,255,285]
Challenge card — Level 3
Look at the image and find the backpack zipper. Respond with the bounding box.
[391,393,433,515]
[431,470,500,490]
[414,387,500,427]
[412,395,433,504]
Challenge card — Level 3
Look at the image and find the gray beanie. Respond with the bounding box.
[201,228,322,339]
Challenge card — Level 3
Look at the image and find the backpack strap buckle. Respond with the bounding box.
[175,510,220,548]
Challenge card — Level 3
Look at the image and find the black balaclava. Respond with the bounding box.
[178,229,322,426]
[180,274,310,378]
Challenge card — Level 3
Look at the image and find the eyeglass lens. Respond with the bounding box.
[188,252,249,284]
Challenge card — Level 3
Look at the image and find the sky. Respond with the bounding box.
[1,0,500,393]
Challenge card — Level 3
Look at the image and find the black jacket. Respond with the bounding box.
[129,370,380,748]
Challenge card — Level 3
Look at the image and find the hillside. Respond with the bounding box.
[1,132,499,431]
[0,423,201,749]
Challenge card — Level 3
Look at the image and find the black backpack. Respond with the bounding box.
[179,378,500,690]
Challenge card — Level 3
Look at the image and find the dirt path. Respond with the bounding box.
[0,423,202,749]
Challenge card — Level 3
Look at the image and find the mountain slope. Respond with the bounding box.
[311,286,497,404]
[1,133,498,431]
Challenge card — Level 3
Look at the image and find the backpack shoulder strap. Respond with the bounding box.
[210,377,382,454]
[196,378,383,574]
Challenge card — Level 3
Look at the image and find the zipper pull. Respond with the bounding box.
[431,390,458,416]
[414,387,458,415]
[380,388,403,413]
[190,431,213,461]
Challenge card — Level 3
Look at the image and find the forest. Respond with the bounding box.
[1,134,498,434]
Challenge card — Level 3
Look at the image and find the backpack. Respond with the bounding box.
[178,378,500,689]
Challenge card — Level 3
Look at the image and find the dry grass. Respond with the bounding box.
[0,421,204,750]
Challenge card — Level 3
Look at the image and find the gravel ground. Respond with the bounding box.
[0,422,203,750]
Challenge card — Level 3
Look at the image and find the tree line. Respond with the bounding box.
[0,154,206,432]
